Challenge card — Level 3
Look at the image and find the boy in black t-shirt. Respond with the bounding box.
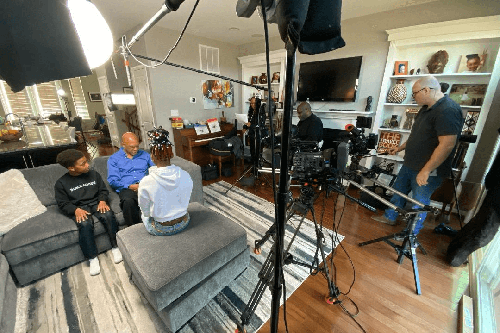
[55,149,122,276]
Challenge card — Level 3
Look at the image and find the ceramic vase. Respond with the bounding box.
[387,79,407,104]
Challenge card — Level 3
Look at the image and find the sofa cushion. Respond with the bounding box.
[20,163,68,207]
[2,205,121,266]
[117,202,248,311]
[171,156,204,204]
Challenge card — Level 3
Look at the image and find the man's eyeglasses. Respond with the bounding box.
[412,87,434,98]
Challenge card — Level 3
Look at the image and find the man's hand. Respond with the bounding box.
[128,183,139,192]
[75,208,90,223]
[416,170,430,186]
[97,201,110,213]
[387,147,399,155]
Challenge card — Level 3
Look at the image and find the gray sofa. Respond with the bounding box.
[0,156,204,287]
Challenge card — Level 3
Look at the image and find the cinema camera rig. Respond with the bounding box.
[236,123,440,331]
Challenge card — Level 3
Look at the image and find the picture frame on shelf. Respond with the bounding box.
[394,61,408,75]
[449,84,488,106]
[456,51,488,73]
[250,76,258,85]
[462,110,480,135]
[271,72,280,83]
[401,108,419,131]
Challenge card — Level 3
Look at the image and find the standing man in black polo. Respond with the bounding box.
[296,101,323,142]
[372,75,464,236]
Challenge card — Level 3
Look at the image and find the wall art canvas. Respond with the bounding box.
[202,80,234,109]
[449,84,488,106]
[377,131,402,154]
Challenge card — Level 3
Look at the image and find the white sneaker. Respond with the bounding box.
[112,247,123,264]
[89,257,101,276]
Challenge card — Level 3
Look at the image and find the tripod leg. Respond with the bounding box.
[359,233,402,247]
[408,238,422,295]
[224,164,255,195]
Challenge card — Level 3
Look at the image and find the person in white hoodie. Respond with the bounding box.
[138,127,193,235]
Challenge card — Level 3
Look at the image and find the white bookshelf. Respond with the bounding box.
[370,15,500,180]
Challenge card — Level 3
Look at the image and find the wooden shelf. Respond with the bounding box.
[253,82,280,86]
[390,73,492,79]
[384,103,418,106]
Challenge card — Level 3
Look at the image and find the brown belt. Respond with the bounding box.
[156,213,188,226]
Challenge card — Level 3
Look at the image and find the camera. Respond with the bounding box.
[290,121,377,181]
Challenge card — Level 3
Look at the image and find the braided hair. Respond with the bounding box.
[147,126,172,162]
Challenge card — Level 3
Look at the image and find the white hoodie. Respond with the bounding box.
[138,165,193,222]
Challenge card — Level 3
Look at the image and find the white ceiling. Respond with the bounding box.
[93,0,439,46]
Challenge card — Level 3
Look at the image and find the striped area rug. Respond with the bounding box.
[14,181,344,333]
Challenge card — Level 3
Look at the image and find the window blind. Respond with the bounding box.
[69,78,90,120]
[0,81,34,119]
[33,81,63,117]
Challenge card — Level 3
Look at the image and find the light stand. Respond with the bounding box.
[349,175,439,295]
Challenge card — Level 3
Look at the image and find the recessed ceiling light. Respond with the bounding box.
[252,34,263,38]
[229,27,240,31]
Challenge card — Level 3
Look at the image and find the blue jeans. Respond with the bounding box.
[384,165,443,235]
[142,213,191,236]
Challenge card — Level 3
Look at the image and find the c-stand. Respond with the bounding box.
[225,105,274,193]
[348,175,439,295]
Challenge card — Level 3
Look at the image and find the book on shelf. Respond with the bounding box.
[377,131,402,154]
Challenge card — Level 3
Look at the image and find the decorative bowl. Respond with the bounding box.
[0,130,23,142]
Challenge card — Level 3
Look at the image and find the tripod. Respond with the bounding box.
[225,106,274,194]
[236,185,342,333]
[359,212,428,295]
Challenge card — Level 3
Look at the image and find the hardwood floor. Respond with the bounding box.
[91,145,466,333]
[204,163,467,333]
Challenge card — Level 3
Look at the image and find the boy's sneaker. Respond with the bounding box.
[89,257,100,276]
[112,247,123,264]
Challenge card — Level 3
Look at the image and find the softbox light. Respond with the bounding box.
[0,0,93,92]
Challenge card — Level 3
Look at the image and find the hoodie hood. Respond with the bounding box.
[148,165,182,190]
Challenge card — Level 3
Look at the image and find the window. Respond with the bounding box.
[0,81,35,119]
[33,81,64,118]
[68,78,90,120]
[199,44,219,74]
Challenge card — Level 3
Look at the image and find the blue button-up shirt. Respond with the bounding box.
[107,148,155,192]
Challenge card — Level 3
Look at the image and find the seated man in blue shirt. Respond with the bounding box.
[107,132,154,226]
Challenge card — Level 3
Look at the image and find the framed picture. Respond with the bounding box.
[250,76,258,85]
[88,92,102,102]
[394,61,408,75]
[123,87,134,94]
[456,52,487,73]
[449,84,488,106]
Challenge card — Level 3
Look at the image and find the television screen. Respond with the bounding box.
[297,56,362,102]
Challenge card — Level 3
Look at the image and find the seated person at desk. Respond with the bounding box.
[138,127,193,235]
[54,149,122,276]
[107,132,154,226]
[296,101,323,142]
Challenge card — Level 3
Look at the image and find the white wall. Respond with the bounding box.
[142,26,241,147]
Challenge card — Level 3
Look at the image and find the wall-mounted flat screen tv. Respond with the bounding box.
[297,56,362,102]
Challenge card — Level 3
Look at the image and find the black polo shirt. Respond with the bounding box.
[404,96,464,178]
[297,113,323,142]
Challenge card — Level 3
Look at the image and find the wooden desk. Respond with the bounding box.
[172,123,236,166]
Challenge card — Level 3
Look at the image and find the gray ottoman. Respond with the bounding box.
[117,202,249,332]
